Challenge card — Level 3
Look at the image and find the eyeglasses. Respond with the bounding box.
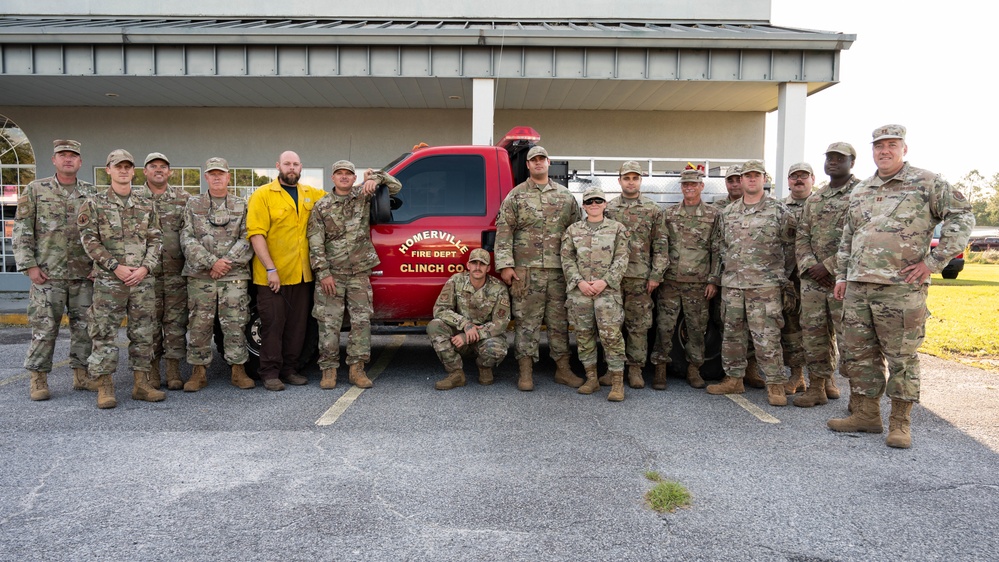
[208,200,231,226]
[583,198,605,206]
[788,173,811,181]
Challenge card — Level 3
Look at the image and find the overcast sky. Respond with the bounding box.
[764,0,996,186]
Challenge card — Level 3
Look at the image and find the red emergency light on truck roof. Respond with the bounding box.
[496,126,542,149]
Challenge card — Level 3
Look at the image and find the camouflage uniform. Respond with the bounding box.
[78,188,162,376]
[307,171,402,370]
[651,201,721,368]
[795,176,860,379]
[428,272,510,371]
[836,163,973,401]
[181,193,253,365]
[134,183,190,364]
[718,197,796,383]
[604,195,668,367]
[780,194,808,370]
[495,179,581,362]
[14,175,96,372]
[561,218,630,371]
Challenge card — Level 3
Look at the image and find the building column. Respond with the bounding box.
[774,82,807,199]
[472,78,495,146]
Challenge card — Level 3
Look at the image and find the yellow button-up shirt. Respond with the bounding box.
[246,179,326,286]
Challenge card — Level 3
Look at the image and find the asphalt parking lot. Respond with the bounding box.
[1,327,997,562]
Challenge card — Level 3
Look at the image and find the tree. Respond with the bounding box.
[956,170,999,226]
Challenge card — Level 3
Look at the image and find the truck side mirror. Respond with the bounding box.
[369,184,392,224]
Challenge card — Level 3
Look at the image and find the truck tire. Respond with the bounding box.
[941,270,959,279]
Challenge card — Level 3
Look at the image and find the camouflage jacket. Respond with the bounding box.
[13,176,95,279]
[711,196,739,210]
[718,197,796,289]
[836,162,974,285]
[604,195,669,282]
[796,176,860,275]
[661,200,721,285]
[495,179,581,271]
[561,218,630,292]
[432,272,511,340]
[133,183,191,276]
[180,193,252,280]
[78,187,162,279]
[307,171,402,278]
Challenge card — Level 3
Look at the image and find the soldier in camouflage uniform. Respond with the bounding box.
[779,162,813,395]
[712,166,744,208]
[603,161,669,389]
[133,152,190,391]
[829,125,974,448]
[14,140,96,401]
[180,157,255,391]
[308,160,402,390]
[428,249,510,390]
[495,145,584,392]
[651,169,721,390]
[793,143,860,408]
[562,186,630,401]
[706,160,797,407]
[78,149,164,409]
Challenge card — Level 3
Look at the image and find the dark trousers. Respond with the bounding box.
[256,282,311,380]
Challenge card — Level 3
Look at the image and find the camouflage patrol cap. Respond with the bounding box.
[788,162,814,176]
[582,186,606,201]
[872,124,906,142]
[205,157,229,173]
[825,142,856,158]
[619,160,643,176]
[679,169,704,183]
[468,248,491,265]
[724,165,743,178]
[742,159,766,174]
[106,149,134,167]
[332,160,356,174]
[526,146,549,160]
[53,140,81,155]
[144,152,170,166]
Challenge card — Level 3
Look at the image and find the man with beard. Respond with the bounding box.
[713,166,743,208]
[247,151,325,391]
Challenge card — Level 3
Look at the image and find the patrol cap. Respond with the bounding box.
[825,142,856,158]
[526,146,549,160]
[468,248,491,265]
[619,160,643,176]
[582,185,606,201]
[787,162,814,176]
[332,160,356,174]
[53,140,81,155]
[741,159,766,174]
[872,124,906,142]
[144,152,170,166]
[725,165,742,179]
[204,157,229,173]
[679,169,704,183]
[106,149,134,167]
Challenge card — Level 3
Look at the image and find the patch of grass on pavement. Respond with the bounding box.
[643,472,692,513]
[925,264,999,371]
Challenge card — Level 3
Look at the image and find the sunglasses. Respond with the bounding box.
[583,198,605,205]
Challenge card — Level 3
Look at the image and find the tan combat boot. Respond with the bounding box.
[29,372,50,401]
[828,395,883,434]
[848,392,859,414]
[783,365,806,395]
[477,364,494,386]
[231,363,255,389]
[706,376,745,395]
[554,356,584,388]
[652,363,668,391]
[886,398,914,449]
[184,365,208,392]
[96,374,116,409]
[73,367,97,391]
[132,371,166,402]
[517,357,534,391]
[825,377,841,400]
[319,367,337,390]
[148,359,162,390]
[435,366,466,390]
[349,363,373,389]
[793,375,828,408]
[766,384,787,406]
[744,358,766,388]
[627,365,645,389]
[607,370,625,402]
[578,365,600,395]
[165,359,184,391]
[598,372,613,386]
[686,364,705,389]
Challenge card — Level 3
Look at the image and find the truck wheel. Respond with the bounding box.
[941,270,959,279]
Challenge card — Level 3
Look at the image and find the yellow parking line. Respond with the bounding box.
[315,334,406,427]
[727,394,781,424]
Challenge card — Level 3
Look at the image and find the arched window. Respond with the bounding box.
[1,115,36,274]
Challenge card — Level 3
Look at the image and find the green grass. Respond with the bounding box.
[924,263,999,371]
[643,471,692,513]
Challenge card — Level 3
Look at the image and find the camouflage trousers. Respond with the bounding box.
[721,286,786,384]
[313,272,372,370]
[426,318,508,371]
[510,267,571,362]
[620,277,653,367]
[840,282,926,402]
[651,280,710,367]
[799,276,842,379]
[87,275,156,376]
[152,272,189,361]
[780,279,805,368]
[566,289,625,371]
[186,278,249,366]
[23,278,93,372]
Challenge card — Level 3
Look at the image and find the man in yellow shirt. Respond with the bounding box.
[247,151,325,391]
